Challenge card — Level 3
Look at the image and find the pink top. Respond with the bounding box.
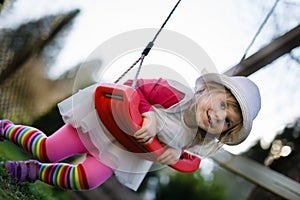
[124,78,185,113]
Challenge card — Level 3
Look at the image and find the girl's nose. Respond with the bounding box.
[213,109,226,122]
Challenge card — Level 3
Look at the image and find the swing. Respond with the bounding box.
[95,83,201,172]
[94,0,201,172]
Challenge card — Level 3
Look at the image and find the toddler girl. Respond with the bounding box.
[0,73,261,191]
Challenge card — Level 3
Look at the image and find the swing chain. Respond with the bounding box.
[114,0,182,85]
[114,56,142,84]
[113,42,153,84]
[240,0,280,63]
[132,54,145,88]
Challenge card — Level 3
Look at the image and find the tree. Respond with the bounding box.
[155,169,227,200]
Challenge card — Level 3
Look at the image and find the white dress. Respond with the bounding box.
[57,80,197,191]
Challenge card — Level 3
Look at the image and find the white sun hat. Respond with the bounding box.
[195,73,261,145]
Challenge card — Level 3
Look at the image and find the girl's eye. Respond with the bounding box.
[220,101,226,110]
[225,118,231,127]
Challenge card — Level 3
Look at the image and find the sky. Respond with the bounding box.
[1,0,300,154]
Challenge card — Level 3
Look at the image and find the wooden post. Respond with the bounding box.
[224,24,300,76]
[212,150,300,200]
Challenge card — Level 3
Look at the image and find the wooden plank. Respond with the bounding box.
[211,150,300,200]
[224,24,300,76]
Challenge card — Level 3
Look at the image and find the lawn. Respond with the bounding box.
[0,142,70,200]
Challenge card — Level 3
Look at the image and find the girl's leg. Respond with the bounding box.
[1,120,49,162]
[6,154,113,190]
[80,154,114,189]
[45,124,88,162]
[0,120,88,162]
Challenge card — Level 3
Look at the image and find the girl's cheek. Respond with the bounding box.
[201,99,210,110]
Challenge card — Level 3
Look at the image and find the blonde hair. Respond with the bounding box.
[186,81,243,156]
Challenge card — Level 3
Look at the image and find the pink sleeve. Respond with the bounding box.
[124,78,185,113]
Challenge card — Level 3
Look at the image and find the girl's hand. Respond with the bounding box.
[134,111,157,145]
[157,148,182,165]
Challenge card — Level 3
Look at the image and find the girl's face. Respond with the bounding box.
[196,90,242,134]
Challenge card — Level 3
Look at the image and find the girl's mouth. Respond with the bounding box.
[206,111,211,126]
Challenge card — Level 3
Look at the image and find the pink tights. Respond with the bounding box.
[45,124,114,189]
[2,120,113,190]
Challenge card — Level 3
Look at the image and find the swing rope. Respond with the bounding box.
[114,0,182,86]
[240,0,280,62]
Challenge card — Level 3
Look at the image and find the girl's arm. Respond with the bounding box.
[124,78,185,113]
[133,111,156,144]
[157,147,182,165]
[124,78,185,145]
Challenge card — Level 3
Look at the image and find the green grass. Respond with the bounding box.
[0,143,71,200]
[0,163,63,200]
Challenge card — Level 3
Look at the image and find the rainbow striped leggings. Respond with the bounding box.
[1,121,113,190]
